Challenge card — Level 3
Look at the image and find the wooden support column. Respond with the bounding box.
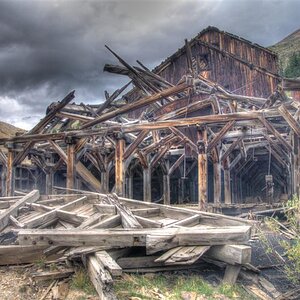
[100,171,109,194]
[292,133,300,197]
[66,137,76,192]
[115,137,125,196]
[224,159,232,204]
[163,160,170,205]
[197,127,207,210]
[143,164,151,202]
[213,160,221,205]
[45,171,54,195]
[5,143,15,197]
[128,172,133,199]
[0,167,6,197]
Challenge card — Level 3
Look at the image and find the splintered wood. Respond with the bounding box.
[0,190,253,299]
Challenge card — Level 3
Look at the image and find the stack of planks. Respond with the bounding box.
[0,190,254,299]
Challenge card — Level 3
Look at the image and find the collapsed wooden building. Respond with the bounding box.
[0,26,300,211]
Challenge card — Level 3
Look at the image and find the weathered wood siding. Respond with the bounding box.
[156,28,279,98]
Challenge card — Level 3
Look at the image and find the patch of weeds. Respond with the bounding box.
[173,276,214,298]
[115,274,255,300]
[49,263,58,272]
[218,283,254,299]
[34,257,47,269]
[70,268,96,295]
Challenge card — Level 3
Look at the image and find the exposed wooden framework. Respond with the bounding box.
[1,26,300,209]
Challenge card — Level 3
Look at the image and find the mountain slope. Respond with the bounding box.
[269,28,300,73]
[0,121,25,139]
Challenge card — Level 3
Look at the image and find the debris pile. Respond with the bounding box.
[0,190,254,299]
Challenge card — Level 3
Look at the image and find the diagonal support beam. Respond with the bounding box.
[207,121,235,152]
[259,117,293,152]
[278,104,300,137]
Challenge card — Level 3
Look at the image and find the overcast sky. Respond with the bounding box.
[0,0,299,129]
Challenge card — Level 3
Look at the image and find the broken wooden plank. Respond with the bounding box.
[0,190,40,231]
[95,251,122,277]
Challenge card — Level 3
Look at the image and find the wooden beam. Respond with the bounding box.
[224,159,232,204]
[278,104,300,137]
[115,138,125,196]
[207,121,235,152]
[197,128,207,210]
[259,116,293,152]
[18,226,252,248]
[123,130,149,159]
[31,91,75,133]
[5,146,14,197]
[169,154,184,176]
[213,160,221,205]
[49,141,101,192]
[0,110,280,145]
[81,83,189,128]
[66,139,76,191]
[143,164,151,202]
[0,190,40,231]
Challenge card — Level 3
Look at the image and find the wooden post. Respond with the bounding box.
[66,137,76,192]
[1,165,6,196]
[213,160,221,205]
[197,127,207,210]
[115,137,125,196]
[163,173,170,205]
[224,159,232,204]
[100,171,109,193]
[5,143,15,197]
[128,172,133,199]
[45,171,54,195]
[143,165,151,202]
[292,133,300,197]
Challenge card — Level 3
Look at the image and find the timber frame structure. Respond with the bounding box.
[1,26,300,210]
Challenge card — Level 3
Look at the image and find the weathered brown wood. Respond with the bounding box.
[0,190,40,231]
[205,244,251,265]
[123,130,149,159]
[0,110,280,145]
[224,164,232,204]
[207,121,236,152]
[198,128,207,211]
[221,136,243,162]
[163,173,170,205]
[49,141,101,191]
[115,138,125,196]
[143,164,151,202]
[18,226,252,248]
[278,104,300,137]
[169,154,184,175]
[86,254,117,300]
[32,91,75,134]
[213,160,221,205]
[223,264,241,284]
[66,139,76,191]
[259,116,293,152]
[81,83,190,128]
[5,146,14,197]
[0,245,52,265]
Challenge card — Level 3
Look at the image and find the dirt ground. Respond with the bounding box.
[0,266,97,300]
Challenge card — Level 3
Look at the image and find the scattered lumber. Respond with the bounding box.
[0,190,40,231]
[0,190,255,298]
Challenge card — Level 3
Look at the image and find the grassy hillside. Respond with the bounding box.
[269,28,300,75]
[0,121,25,139]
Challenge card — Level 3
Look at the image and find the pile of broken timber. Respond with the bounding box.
[0,190,253,299]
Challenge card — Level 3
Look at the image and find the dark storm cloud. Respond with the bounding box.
[0,0,299,129]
